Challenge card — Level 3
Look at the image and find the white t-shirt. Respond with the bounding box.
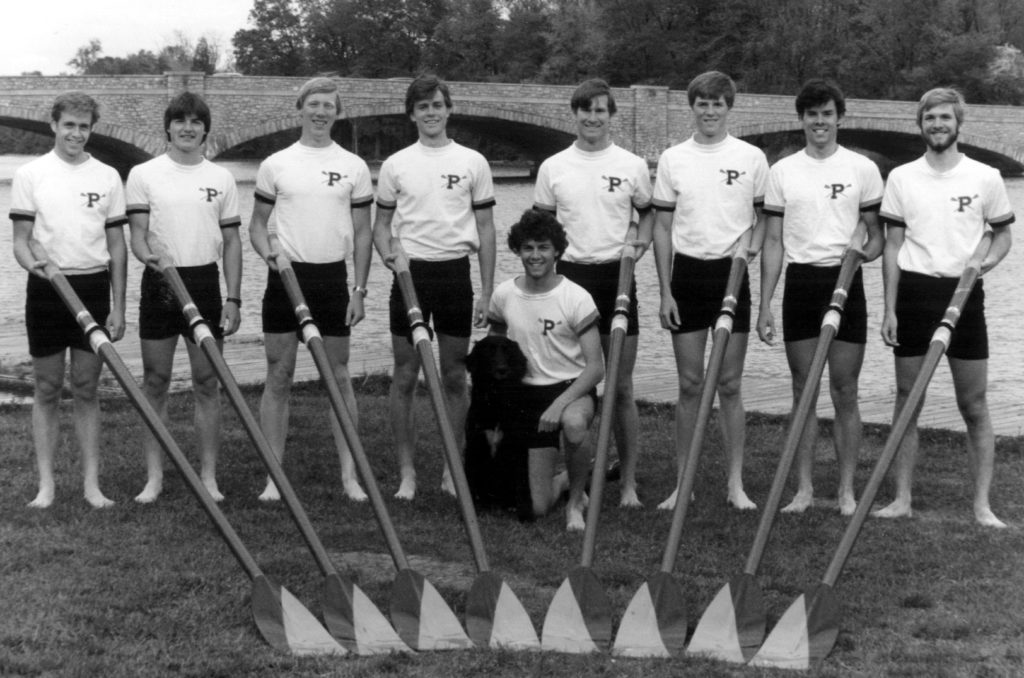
[533,143,653,263]
[126,155,240,267]
[255,141,373,264]
[881,156,1015,277]
[376,140,495,261]
[763,146,883,266]
[488,276,599,386]
[652,135,768,259]
[9,151,127,272]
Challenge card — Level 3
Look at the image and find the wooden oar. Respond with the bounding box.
[750,232,993,670]
[540,236,638,653]
[613,229,755,658]
[390,243,538,650]
[687,230,867,663]
[269,242,472,651]
[157,259,408,655]
[28,241,342,656]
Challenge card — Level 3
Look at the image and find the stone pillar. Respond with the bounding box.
[630,85,669,164]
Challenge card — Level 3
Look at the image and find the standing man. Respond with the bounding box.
[756,80,884,515]
[875,88,1012,528]
[11,92,127,508]
[126,92,242,503]
[373,74,496,500]
[652,71,768,511]
[249,77,370,503]
[487,209,604,530]
[533,78,653,507]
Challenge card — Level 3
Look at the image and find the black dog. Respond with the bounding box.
[464,335,532,518]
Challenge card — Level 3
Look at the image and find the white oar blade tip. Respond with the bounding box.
[278,586,347,656]
[349,585,413,655]
[417,578,473,651]
[540,578,601,654]
[687,583,746,663]
[486,582,540,650]
[748,595,811,669]
[612,583,671,658]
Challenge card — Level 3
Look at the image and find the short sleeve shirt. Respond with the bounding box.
[255,141,373,264]
[533,143,653,263]
[126,155,240,267]
[9,151,127,271]
[488,276,599,386]
[376,141,495,261]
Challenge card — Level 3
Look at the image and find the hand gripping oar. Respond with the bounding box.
[613,228,755,658]
[541,236,639,653]
[156,258,408,655]
[750,232,993,670]
[687,230,867,663]
[269,243,472,652]
[27,242,342,656]
[390,243,538,650]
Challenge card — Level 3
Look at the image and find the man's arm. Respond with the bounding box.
[538,324,605,432]
[371,205,398,270]
[11,220,43,276]
[105,226,128,342]
[220,226,243,335]
[126,212,161,271]
[248,200,276,268]
[981,225,1012,274]
[348,204,372,326]
[474,206,496,328]
[632,207,655,259]
[880,223,905,347]
[652,209,678,330]
[860,210,884,262]
[756,214,784,345]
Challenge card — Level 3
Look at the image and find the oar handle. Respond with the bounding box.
[742,243,865,575]
[659,232,752,572]
[159,261,342,578]
[271,246,411,572]
[28,241,264,582]
[391,252,491,573]
[819,231,992,588]
[579,250,636,568]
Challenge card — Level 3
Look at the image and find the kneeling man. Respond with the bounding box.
[487,209,604,531]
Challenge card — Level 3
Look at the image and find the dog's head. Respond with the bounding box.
[466,335,528,388]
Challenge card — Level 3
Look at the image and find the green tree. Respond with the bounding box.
[495,0,551,82]
[422,0,504,80]
[233,0,308,75]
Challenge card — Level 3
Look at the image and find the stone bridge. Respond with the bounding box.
[2,72,1023,175]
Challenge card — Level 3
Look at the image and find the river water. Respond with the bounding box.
[1,154,1021,433]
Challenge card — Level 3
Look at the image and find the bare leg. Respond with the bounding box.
[185,338,224,501]
[604,333,642,507]
[659,329,708,511]
[781,337,819,513]
[718,332,754,510]
[323,335,367,502]
[258,332,298,501]
[949,357,1005,528]
[873,354,925,519]
[437,332,470,497]
[828,340,865,516]
[136,337,177,503]
[390,334,420,499]
[69,348,112,508]
[28,352,65,508]
[561,395,595,531]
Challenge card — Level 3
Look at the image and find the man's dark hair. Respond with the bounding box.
[507,209,568,258]
[795,79,846,118]
[570,78,617,115]
[51,91,100,125]
[687,71,736,108]
[164,92,212,142]
[405,74,452,116]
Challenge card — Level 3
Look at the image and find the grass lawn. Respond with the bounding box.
[1,374,1023,677]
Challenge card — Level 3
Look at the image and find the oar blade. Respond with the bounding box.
[251,576,345,655]
[322,574,411,655]
[466,571,539,650]
[749,584,840,669]
[687,573,765,663]
[612,572,686,658]
[541,567,612,653]
[390,568,472,651]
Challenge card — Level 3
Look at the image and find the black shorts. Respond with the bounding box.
[669,252,751,334]
[557,260,638,336]
[508,381,597,449]
[782,263,867,344]
[389,257,472,339]
[262,260,350,337]
[895,271,987,360]
[25,270,110,358]
[139,263,223,341]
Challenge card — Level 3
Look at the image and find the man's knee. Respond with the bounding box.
[956,391,988,425]
[717,372,743,401]
[561,410,592,445]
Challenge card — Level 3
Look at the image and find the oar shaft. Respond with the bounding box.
[820,235,989,588]
[742,250,864,575]
[277,264,411,572]
[160,265,340,577]
[395,267,490,572]
[43,268,263,581]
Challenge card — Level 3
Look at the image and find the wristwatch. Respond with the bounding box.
[353,286,368,298]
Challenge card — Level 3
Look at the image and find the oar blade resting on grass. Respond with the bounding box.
[541,566,613,653]
[391,568,474,650]
[467,571,540,649]
[613,572,687,657]
[748,584,840,669]
[254,576,346,656]
[322,574,411,655]
[686,573,764,662]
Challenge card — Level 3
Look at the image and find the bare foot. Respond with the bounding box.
[85,489,115,508]
[566,501,585,531]
[871,499,912,519]
[394,477,416,500]
[135,481,162,504]
[28,487,55,509]
[728,489,757,511]
[657,488,678,511]
[781,492,813,514]
[258,479,281,502]
[619,486,642,508]
[439,470,456,497]
[343,480,368,502]
[837,492,856,516]
[203,479,225,503]
[975,506,1007,528]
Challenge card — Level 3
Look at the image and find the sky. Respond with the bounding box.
[2,0,255,75]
